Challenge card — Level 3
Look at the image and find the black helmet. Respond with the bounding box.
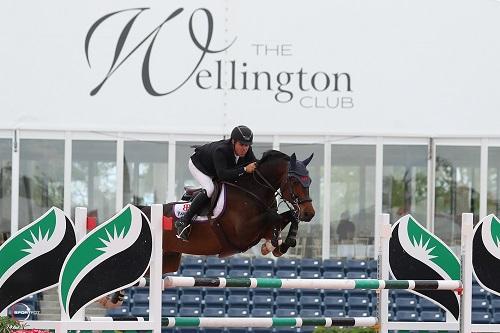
[230,125,253,145]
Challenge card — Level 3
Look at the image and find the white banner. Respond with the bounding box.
[1,0,499,136]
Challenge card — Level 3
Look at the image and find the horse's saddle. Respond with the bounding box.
[172,183,226,222]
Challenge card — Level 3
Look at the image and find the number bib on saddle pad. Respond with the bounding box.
[173,185,227,222]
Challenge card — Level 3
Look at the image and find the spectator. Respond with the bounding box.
[337,211,355,243]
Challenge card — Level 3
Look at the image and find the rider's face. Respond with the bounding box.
[233,140,250,157]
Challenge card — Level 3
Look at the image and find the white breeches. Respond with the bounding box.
[188,158,215,198]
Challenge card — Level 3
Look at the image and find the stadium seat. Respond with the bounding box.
[162,294,178,306]
[227,307,250,317]
[323,259,344,271]
[180,294,202,306]
[181,288,203,296]
[491,298,500,313]
[203,308,225,317]
[276,258,299,270]
[300,296,322,309]
[323,271,344,279]
[299,289,322,297]
[130,305,149,317]
[323,289,345,297]
[300,258,322,270]
[493,312,500,322]
[347,297,369,310]
[251,308,273,317]
[420,311,444,322]
[346,289,371,298]
[345,259,368,272]
[299,270,321,278]
[182,268,204,277]
[132,293,149,305]
[394,298,418,311]
[276,296,298,308]
[228,295,250,307]
[418,298,440,312]
[205,268,227,277]
[177,328,199,333]
[179,307,202,317]
[472,299,490,311]
[276,289,298,297]
[323,309,346,317]
[205,257,228,268]
[252,288,274,297]
[162,307,177,316]
[228,289,251,297]
[182,256,205,269]
[324,296,346,309]
[253,295,274,308]
[347,309,370,317]
[106,306,129,317]
[226,328,249,333]
[252,269,273,278]
[299,309,322,317]
[204,295,226,307]
[204,289,225,297]
[391,290,417,300]
[368,259,378,272]
[275,269,298,278]
[229,257,251,270]
[472,285,488,298]
[275,308,298,316]
[252,258,275,270]
[346,271,367,279]
[471,311,492,324]
[395,310,418,321]
[227,269,251,277]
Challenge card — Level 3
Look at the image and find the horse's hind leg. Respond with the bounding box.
[163,252,182,273]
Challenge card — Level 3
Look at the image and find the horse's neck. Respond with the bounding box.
[257,160,287,190]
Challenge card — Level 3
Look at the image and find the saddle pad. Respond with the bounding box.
[173,185,226,222]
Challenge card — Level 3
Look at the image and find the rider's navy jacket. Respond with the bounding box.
[190,139,257,181]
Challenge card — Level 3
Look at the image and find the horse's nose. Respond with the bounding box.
[301,209,315,222]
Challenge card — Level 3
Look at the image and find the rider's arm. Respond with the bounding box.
[213,148,246,181]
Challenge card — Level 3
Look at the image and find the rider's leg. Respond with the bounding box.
[175,159,214,241]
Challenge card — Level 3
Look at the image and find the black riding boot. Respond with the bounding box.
[175,190,209,241]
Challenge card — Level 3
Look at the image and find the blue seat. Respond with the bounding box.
[228,289,251,297]
[346,289,371,298]
[162,307,177,316]
[324,289,345,297]
[472,299,490,311]
[391,290,417,300]
[346,271,367,279]
[369,272,378,279]
[182,268,204,277]
[181,288,204,296]
[323,271,344,279]
[162,328,176,333]
[276,296,298,308]
[275,308,298,316]
[163,288,179,296]
[323,309,346,317]
[345,259,368,272]
[130,305,149,317]
[323,259,344,271]
[252,288,274,297]
[227,329,249,333]
[493,312,500,322]
[106,306,129,317]
[177,328,199,333]
[133,293,149,305]
[395,310,418,321]
[420,311,444,322]
[491,299,500,312]
[394,298,418,311]
[347,297,369,310]
[418,298,440,312]
[300,258,322,270]
[228,295,250,307]
[179,307,202,317]
[299,289,322,297]
[204,295,226,307]
[472,311,492,324]
[276,258,299,270]
[227,307,250,317]
[299,270,321,278]
[251,308,273,317]
[368,260,378,272]
[182,256,205,269]
[229,257,251,270]
[299,309,322,317]
[204,328,224,333]
[204,289,225,297]
[203,308,225,317]
[347,309,370,317]
[252,258,275,270]
[276,289,298,297]
[131,286,149,295]
[273,329,295,333]
[324,296,346,309]
[205,268,227,277]
[228,269,251,278]
[206,257,228,268]
[472,285,488,297]
[162,294,178,306]
[253,295,274,308]
[180,294,202,306]
[252,269,273,278]
[275,269,297,278]
[300,296,322,309]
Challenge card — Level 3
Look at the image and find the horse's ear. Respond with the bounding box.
[290,153,297,169]
[302,153,314,166]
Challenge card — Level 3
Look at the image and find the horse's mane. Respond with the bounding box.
[259,150,290,165]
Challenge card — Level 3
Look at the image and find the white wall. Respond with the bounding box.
[1,0,499,136]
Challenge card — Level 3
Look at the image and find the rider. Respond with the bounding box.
[175,125,258,241]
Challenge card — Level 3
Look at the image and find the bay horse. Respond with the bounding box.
[143,150,315,273]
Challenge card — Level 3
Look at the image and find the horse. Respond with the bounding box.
[103,150,315,306]
[141,150,315,273]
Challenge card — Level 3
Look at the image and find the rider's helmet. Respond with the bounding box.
[230,125,253,145]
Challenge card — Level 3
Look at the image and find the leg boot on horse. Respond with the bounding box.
[174,190,209,241]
